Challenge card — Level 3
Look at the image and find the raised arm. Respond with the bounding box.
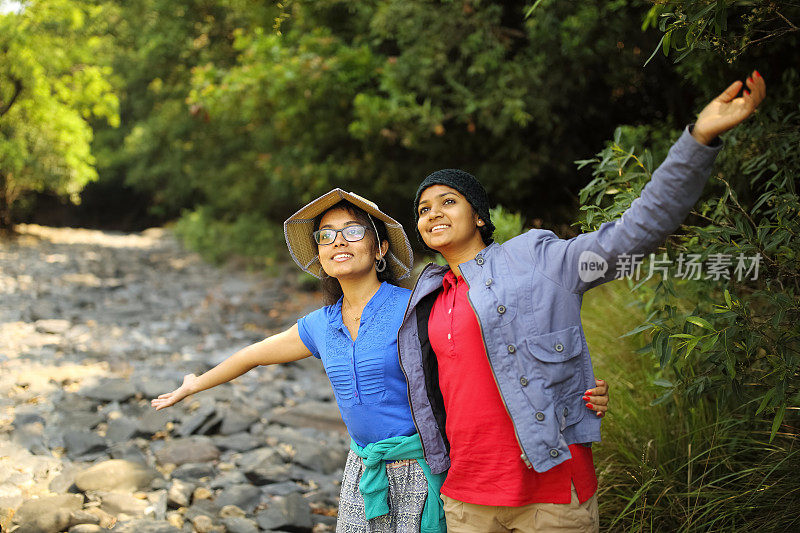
[151,323,312,410]
[528,72,766,293]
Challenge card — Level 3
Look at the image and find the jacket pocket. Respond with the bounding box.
[524,325,584,389]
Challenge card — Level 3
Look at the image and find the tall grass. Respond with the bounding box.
[583,281,800,532]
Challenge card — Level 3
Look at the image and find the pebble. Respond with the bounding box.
[0,226,341,532]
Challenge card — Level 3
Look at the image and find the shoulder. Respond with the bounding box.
[490,229,561,255]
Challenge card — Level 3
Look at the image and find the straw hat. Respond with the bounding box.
[284,188,414,280]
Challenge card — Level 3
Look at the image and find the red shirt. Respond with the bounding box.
[428,270,597,506]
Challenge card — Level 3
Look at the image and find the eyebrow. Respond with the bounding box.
[320,220,361,229]
[418,192,459,206]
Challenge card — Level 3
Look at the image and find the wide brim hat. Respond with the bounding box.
[284,188,413,280]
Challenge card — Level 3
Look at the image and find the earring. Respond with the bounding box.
[477,219,484,226]
[375,257,387,273]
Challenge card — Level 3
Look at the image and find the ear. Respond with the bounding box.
[377,239,389,258]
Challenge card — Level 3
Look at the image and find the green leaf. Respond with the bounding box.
[653,379,673,387]
[770,404,786,442]
[686,316,714,331]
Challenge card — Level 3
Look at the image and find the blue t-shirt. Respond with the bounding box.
[297,282,417,447]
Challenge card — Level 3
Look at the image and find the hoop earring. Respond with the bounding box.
[375,257,387,273]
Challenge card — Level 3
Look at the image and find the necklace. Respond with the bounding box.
[343,300,363,323]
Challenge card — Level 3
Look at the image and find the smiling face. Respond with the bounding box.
[417,184,485,254]
[316,206,385,281]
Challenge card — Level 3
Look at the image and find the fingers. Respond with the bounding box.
[744,70,766,109]
[717,80,743,103]
[583,378,609,417]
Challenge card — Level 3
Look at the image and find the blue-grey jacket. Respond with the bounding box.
[397,127,722,475]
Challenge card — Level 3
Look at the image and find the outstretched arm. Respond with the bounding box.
[151,324,312,410]
[529,72,766,293]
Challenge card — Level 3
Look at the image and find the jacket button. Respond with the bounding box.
[507,344,516,353]
[476,256,485,265]
[519,376,528,387]
[554,342,564,352]
[497,305,506,314]
[535,412,545,421]
[485,278,493,286]
[563,407,569,417]
[549,448,559,458]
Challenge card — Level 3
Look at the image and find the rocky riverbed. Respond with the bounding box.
[1,225,349,532]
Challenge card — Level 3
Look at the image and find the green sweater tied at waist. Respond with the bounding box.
[350,433,446,533]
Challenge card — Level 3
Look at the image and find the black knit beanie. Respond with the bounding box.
[414,168,495,248]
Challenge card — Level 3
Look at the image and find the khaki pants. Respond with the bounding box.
[441,484,599,533]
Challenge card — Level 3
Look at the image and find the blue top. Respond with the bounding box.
[297,282,417,447]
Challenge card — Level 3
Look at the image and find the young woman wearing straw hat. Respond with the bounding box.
[151,187,611,531]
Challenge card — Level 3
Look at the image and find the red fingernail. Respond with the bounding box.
[597,411,604,417]
[744,90,750,96]
[583,390,591,395]
[586,403,593,409]
[747,77,753,84]
[755,70,761,78]
[582,395,590,401]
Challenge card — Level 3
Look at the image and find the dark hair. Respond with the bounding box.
[312,201,397,305]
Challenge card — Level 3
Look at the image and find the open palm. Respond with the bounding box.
[151,373,198,410]
[692,71,766,145]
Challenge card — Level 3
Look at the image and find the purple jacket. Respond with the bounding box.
[397,127,722,475]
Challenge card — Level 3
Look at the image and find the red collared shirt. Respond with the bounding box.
[429,270,597,506]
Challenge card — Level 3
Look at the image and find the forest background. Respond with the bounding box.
[1,0,798,530]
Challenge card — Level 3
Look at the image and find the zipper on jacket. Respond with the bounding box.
[396,263,435,460]
[465,282,534,469]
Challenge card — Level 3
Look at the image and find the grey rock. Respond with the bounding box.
[167,479,195,508]
[134,377,179,399]
[212,432,262,452]
[262,481,306,497]
[177,404,216,437]
[106,416,139,443]
[215,483,261,514]
[208,470,248,489]
[79,379,137,402]
[35,319,72,334]
[63,429,108,458]
[219,406,261,435]
[255,493,313,532]
[155,437,220,466]
[292,441,346,475]
[270,401,345,434]
[97,490,150,517]
[48,463,81,493]
[183,498,220,521]
[221,516,259,533]
[171,462,216,481]
[60,411,105,429]
[243,463,291,486]
[74,459,158,492]
[68,525,104,533]
[109,442,148,464]
[236,447,282,471]
[13,494,84,532]
[68,509,102,526]
[110,519,180,532]
[138,409,174,435]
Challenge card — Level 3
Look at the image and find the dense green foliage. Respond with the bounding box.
[0,0,118,228]
[575,2,799,530]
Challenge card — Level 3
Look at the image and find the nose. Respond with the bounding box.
[332,230,349,247]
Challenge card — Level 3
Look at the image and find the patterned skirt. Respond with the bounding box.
[336,449,429,533]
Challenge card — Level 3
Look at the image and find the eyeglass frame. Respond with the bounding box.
[313,224,370,245]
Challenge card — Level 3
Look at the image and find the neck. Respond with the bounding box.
[340,274,382,308]
[440,238,486,278]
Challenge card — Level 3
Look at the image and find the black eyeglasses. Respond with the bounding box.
[313,225,368,245]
